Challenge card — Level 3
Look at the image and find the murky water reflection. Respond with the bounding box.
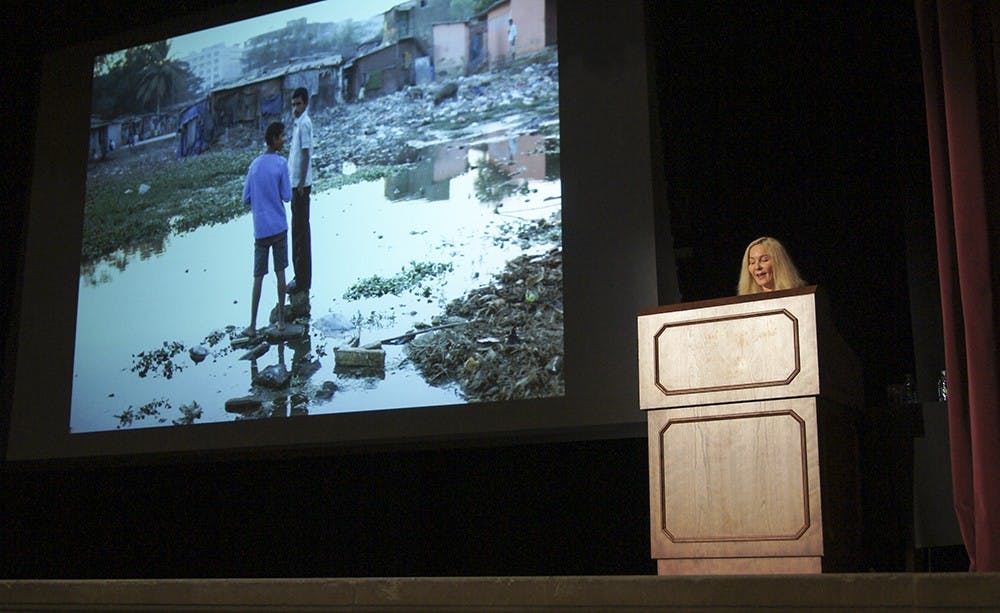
[71,135,561,432]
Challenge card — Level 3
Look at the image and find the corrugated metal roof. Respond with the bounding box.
[211,54,344,94]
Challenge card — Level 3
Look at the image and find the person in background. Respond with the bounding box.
[287,87,313,294]
[243,122,292,337]
[737,236,807,295]
[508,18,518,61]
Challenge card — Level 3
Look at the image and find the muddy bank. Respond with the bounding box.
[406,241,563,403]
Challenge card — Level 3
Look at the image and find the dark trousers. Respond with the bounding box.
[291,186,311,290]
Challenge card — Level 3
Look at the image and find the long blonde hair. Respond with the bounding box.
[737,236,807,295]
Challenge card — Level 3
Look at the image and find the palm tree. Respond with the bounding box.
[136,41,188,113]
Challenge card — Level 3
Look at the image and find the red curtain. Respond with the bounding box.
[916,0,1000,572]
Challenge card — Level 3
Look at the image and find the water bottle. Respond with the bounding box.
[937,370,948,402]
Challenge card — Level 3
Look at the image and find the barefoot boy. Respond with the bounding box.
[243,122,292,337]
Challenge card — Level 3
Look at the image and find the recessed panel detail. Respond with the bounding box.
[653,310,800,396]
[658,410,810,542]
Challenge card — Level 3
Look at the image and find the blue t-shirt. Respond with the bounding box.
[243,152,292,238]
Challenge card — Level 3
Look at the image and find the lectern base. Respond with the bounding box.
[657,556,821,575]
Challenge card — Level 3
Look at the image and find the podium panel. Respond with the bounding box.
[650,309,803,396]
[639,291,820,409]
[639,287,861,575]
[648,398,823,566]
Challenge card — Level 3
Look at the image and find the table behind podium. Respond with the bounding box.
[638,286,863,574]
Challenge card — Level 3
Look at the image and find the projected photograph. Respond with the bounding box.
[72,0,563,433]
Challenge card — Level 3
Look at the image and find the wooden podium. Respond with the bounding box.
[638,286,863,574]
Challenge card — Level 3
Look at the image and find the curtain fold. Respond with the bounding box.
[916,0,1000,572]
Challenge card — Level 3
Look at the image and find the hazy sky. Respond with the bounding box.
[168,0,404,59]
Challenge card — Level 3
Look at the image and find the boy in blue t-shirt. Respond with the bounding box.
[243,122,292,337]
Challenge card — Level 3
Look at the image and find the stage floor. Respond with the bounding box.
[2,573,999,611]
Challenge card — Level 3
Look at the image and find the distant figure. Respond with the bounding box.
[508,18,518,61]
[287,87,313,294]
[737,236,807,295]
[243,122,292,338]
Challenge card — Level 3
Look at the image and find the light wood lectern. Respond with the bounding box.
[638,286,862,574]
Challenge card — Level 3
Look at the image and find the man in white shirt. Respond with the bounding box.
[287,87,313,294]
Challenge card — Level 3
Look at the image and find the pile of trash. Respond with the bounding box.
[405,246,564,403]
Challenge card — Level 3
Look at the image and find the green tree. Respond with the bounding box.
[242,36,282,71]
[136,40,194,113]
[450,0,494,20]
[90,40,200,118]
[331,19,371,56]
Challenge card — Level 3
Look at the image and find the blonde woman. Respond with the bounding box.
[737,236,807,295]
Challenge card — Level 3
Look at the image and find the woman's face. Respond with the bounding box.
[748,244,775,291]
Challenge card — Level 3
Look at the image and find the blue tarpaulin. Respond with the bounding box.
[177,101,212,158]
[261,94,282,117]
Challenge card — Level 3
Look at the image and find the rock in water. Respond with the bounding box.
[225,396,262,413]
[231,335,256,349]
[314,313,353,335]
[239,341,270,360]
[254,364,290,389]
[315,381,338,400]
[189,345,209,363]
[265,323,307,342]
[294,357,322,380]
[335,347,386,369]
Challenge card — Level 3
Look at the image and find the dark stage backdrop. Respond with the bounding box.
[2,1,934,577]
